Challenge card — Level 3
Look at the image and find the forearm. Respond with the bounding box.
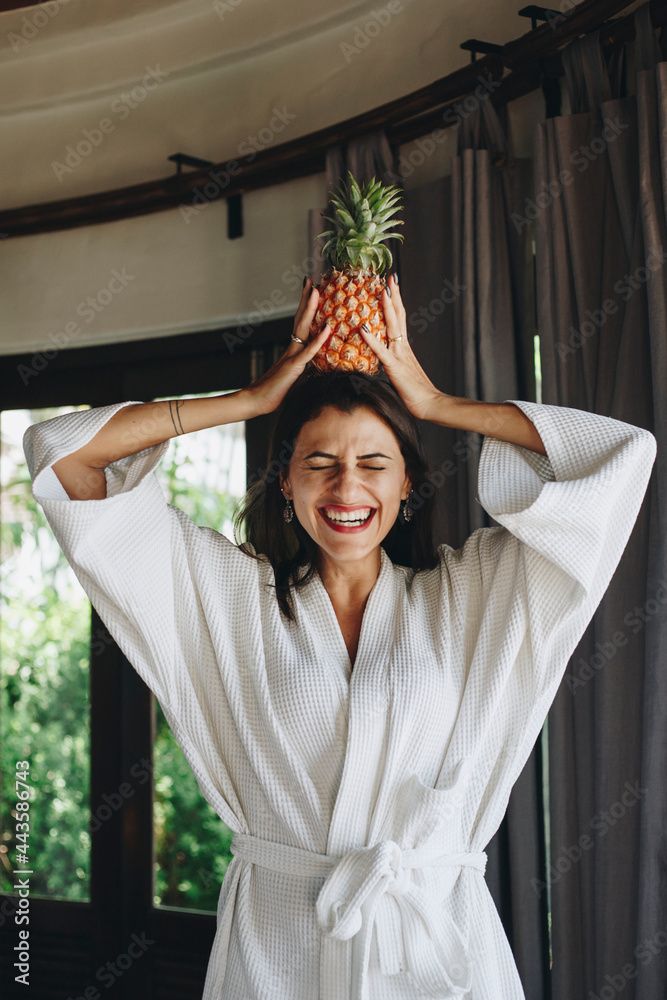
[423,393,547,456]
[66,390,259,468]
[51,389,261,501]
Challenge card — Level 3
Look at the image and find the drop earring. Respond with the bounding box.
[282,491,294,524]
[402,491,414,523]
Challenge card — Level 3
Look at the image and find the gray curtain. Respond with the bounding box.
[401,100,548,998]
[534,5,666,999]
[307,131,396,285]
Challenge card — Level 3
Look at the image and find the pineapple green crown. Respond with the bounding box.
[318,172,404,275]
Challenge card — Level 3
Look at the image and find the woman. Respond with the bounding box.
[24,275,656,1000]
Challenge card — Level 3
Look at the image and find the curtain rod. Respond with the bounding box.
[0,0,662,239]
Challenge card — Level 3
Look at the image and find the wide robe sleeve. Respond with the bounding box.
[437,399,657,855]
[22,402,259,835]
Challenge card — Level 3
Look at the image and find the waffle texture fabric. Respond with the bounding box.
[23,399,656,1000]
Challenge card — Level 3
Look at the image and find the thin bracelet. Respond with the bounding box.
[168,400,185,436]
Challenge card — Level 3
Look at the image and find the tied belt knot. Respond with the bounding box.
[231,832,487,1000]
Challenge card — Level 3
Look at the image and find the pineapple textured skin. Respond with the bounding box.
[310,268,387,374]
[308,173,403,375]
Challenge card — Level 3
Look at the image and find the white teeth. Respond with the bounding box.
[322,507,372,524]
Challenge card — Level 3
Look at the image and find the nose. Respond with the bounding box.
[329,465,365,501]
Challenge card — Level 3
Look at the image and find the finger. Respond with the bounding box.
[299,323,330,362]
[358,322,393,362]
[385,273,405,318]
[381,286,404,342]
[311,322,330,343]
[388,273,406,321]
[293,277,316,326]
[293,281,308,324]
[286,321,329,358]
[294,285,321,338]
[384,289,413,354]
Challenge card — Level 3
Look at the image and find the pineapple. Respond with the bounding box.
[310,173,403,374]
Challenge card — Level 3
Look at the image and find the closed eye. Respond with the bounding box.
[307,465,386,471]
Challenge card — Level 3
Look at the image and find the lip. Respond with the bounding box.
[317,506,377,533]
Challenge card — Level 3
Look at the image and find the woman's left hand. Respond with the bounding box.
[359,274,443,421]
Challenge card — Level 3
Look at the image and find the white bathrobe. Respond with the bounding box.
[23,399,656,1000]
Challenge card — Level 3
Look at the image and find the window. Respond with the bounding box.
[1,406,92,903]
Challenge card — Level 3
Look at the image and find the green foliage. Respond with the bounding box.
[0,597,92,899]
[1,411,92,899]
[153,700,232,910]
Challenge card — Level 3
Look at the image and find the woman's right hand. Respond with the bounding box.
[243,278,330,416]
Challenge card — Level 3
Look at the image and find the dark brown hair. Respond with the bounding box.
[233,369,438,620]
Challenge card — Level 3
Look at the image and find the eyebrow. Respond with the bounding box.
[303,451,394,461]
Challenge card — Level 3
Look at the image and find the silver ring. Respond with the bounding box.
[291,334,306,344]
[389,335,403,342]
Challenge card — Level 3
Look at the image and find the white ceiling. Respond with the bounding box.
[3,0,646,211]
[0,0,549,210]
[0,0,390,113]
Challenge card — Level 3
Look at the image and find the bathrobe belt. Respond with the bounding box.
[230,830,487,1000]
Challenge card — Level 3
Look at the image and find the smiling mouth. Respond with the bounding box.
[318,506,376,529]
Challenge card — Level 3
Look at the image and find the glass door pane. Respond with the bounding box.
[151,392,246,911]
[1,406,92,901]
